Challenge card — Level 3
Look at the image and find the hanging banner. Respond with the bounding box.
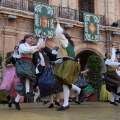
[84,13,100,41]
[34,3,54,38]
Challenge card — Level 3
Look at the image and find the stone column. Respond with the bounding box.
[3,29,17,59]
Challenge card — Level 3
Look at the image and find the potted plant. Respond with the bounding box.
[85,55,102,101]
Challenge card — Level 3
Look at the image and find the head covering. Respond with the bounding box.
[19,34,33,44]
[24,34,33,40]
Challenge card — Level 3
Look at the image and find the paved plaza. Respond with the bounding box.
[0,102,120,120]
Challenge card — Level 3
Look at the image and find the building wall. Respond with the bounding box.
[0,0,120,70]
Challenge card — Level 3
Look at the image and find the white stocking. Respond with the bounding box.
[25,78,30,93]
[15,94,21,102]
[110,92,115,102]
[62,85,70,107]
[71,84,81,95]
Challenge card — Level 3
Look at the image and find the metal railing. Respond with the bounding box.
[0,0,106,25]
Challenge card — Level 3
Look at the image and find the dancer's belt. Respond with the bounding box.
[20,57,32,61]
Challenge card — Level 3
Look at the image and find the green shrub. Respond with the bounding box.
[85,55,102,93]
[5,51,13,66]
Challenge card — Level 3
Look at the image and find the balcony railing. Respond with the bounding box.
[0,0,106,25]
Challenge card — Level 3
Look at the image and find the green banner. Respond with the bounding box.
[34,3,54,38]
[84,13,100,41]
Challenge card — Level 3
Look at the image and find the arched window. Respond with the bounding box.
[78,0,94,13]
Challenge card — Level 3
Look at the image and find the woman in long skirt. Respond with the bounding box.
[0,46,24,107]
[104,46,120,106]
[14,34,44,110]
[38,47,63,108]
[53,19,83,111]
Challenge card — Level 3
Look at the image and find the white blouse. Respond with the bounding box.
[36,52,45,74]
[55,23,68,48]
[55,24,63,36]
[105,59,120,66]
[19,42,37,54]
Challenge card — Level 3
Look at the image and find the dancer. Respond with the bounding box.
[73,58,88,104]
[100,75,110,102]
[53,19,82,111]
[0,46,23,107]
[14,34,44,110]
[38,47,63,108]
[104,46,120,106]
[115,66,120,102]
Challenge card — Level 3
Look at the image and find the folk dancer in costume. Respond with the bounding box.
[100,75,110,102]
[115,65,120,102]
[104,46,120,106]
[33,32,46,89]
[0,46,24,108]
[38,46,63,108]
[32,33,46,102]
[53,19,83,111]
[73,58,89,104]
[15,34,45,110]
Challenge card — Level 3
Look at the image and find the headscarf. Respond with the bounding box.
[19,34,33,44]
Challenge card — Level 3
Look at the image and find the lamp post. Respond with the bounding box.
[116,49,120,62]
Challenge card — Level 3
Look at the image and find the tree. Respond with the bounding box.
[85,55,102,94]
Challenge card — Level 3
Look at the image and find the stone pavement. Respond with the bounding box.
[0,102,120,120]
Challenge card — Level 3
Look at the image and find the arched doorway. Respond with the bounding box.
[75,50,105,72]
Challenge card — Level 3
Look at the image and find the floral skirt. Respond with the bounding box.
[53,60,80,88]
[74,76,88,89]
[38,66,63,98]
[0,66,24,102]
[15,60,36,95]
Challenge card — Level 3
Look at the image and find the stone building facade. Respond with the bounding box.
[0,0,120,73]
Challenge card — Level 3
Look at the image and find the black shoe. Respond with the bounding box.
[79,90,84,102]
[7,95,11,101]
[1,100,6,105]
[110,101,118,106]
[8,102,12,108]
[55,101,60,106]
[43,100,49,105]
[57,105,70,111]
[75,101,81,104]
[26,92,35,97]
[36,96,41,102]
[116,100,120,103]
[48,103,54,108]
[14,101,21,110]
[116,92,120,96]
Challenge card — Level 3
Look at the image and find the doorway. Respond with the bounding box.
[75,50,99,72]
